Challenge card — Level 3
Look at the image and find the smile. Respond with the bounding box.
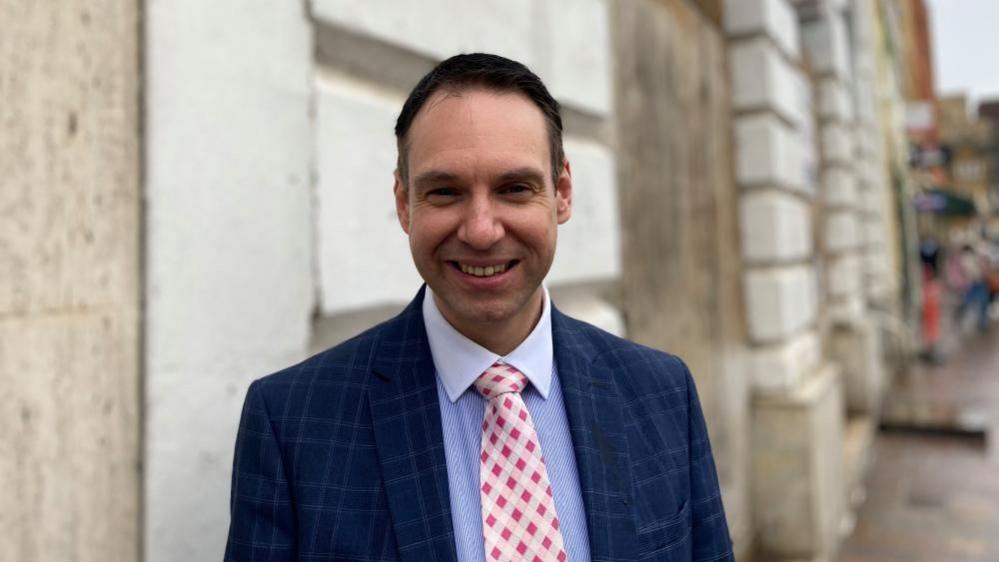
[449,260,518,278]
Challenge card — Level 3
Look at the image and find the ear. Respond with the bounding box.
[394,170,411,235]
[555,160,573,225]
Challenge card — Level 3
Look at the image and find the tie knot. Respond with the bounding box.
[474,362,528,399]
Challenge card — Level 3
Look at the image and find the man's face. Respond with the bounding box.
[394,88,572,337]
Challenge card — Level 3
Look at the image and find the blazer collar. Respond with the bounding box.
[552,307,638,561]
[369,286,458,562]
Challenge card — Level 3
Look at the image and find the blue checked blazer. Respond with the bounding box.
[225,287,734,561]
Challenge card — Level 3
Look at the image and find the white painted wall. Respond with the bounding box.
[314,71,421,314]
[550,137,621,284]
[145,1,314,560]
[312,0,612,116]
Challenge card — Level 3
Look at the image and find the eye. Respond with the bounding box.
[425,187,460,204]
[499,183,535,199]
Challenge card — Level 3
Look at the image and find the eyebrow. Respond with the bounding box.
[411,166,547,189]
[496,167,546,185]
[412,170,460,188]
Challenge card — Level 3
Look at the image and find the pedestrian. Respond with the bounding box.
[224,53,733,561]
[952,244,990,332]
[983,237,999,315]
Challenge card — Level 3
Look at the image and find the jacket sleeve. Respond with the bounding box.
[684,363,735,562]
[224,381,296,561]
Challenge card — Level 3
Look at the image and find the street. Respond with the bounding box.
[840,327,999,562]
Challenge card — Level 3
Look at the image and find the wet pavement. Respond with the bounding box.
[838,327,999,562]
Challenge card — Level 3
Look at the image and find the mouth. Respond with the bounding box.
[447,260,520,278]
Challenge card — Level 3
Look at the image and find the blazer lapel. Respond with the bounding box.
[368,287,457,562]
[552,307,638,561]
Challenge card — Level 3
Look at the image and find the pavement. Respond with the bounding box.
[838,326,999,562]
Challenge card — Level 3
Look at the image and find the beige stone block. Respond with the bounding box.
[863,218,885,248]
[730,37,807,126]
[824,210,862,252]
[853,78,878,123]
[0,311,140,562]
[744,265,818,343]
[748,330,821,391]
[859,183,884,212]
[828,295,867,326]
[817,77,853,122]
[827,255,862,299]
[822,167,858,208]
[829,319,884,415]
[752,364,845,560]
[862,249,889,281]
[1,3,142,561]
[723,0,801,59]
[855,124,881,158]
[0,2,141,317]
[820,122,854,164]
[740,191,813,263]
[842,415,876,510]
[801,11,851,80]
[735,114,806,191]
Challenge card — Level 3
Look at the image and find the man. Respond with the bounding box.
[225,53,733,562]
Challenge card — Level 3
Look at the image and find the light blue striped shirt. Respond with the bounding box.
[423,287,591,562]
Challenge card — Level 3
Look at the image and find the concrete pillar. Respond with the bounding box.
[724,0,848,559]
[0,1,142,560]
[798,1,885,416]
[752,364,846,560]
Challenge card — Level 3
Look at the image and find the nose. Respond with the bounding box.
[457,193,504,250]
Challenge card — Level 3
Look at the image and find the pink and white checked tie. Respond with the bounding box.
[474,362,567,562]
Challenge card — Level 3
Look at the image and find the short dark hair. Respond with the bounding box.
[394,53,564,186]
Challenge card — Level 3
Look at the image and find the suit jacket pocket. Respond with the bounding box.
[636,499,691,557]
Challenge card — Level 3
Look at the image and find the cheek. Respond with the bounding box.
[408,214,450,256]
[510,219,557,252]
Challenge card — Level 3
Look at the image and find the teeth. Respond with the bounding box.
[458,262,508,277]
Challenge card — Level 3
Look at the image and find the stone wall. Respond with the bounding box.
[613,0,752,555]
[0,1,142,560]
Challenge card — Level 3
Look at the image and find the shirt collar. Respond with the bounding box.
[422,285,554,403]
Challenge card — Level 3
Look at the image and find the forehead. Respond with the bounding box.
[404,88,550,176]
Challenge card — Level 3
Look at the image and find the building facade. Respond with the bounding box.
[2,1,920,561]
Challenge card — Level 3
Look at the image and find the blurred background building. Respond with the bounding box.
[2,0,997,561]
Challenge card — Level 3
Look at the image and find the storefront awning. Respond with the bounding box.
[913,188,977,216]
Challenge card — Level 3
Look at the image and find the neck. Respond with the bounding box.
[434,290,544,356]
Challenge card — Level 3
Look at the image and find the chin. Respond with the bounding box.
[456,301,519,325]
